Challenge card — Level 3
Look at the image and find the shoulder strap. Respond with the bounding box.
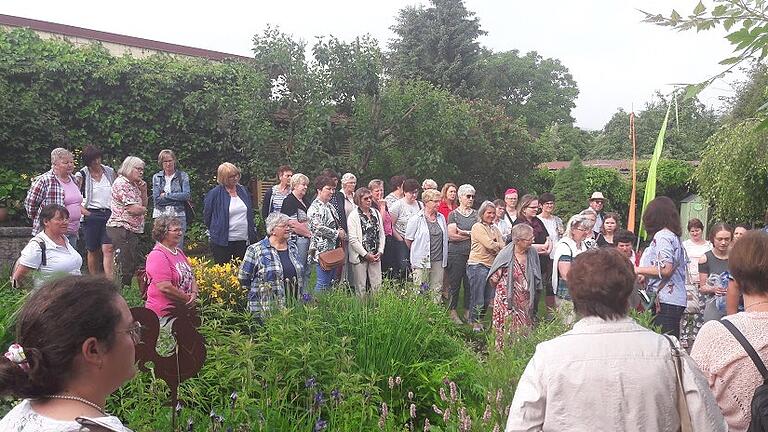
[36,239,47,267]
[78,167,87,196]
[662,334,694,432]
[721,319,768,380]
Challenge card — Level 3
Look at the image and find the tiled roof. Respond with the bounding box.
[0,14,249,61]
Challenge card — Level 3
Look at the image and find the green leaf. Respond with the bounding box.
[724,17,736,31]
[670,9,682,23]
[693,1,706,15]
[718,55,743,65]
[712,4,728,16]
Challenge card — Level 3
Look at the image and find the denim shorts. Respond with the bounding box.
[83,209,112,251]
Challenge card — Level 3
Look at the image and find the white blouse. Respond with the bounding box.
[0,399,132,431]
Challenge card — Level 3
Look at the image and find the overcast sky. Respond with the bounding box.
[1,0,742,130]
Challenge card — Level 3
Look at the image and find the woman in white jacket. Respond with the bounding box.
[347,187,386,295]
[506,248,726,432]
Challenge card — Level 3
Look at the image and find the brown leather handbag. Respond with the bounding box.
[318,244,345,271]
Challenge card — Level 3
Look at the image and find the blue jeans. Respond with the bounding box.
[466,263,491,323]
[315,263,337,292]
[293,236,312,293]
[654,303,685,338]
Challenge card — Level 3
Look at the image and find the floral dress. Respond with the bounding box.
[492,258,532,350]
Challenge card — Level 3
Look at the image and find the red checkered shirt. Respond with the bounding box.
[24,170,75,235]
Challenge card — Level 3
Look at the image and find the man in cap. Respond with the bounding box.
[585,192,606,237]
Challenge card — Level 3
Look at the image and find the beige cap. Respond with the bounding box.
[589,192,605,201]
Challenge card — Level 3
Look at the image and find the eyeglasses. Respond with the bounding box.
[362,196,372,201]
[542,202,555,205]
[162,159,174,163]
[465,195,475,198]
[167,227,182,233]
[135,167,145,172]
[430,199,441,203]
[123,322,143,345]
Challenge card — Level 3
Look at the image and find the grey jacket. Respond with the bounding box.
[488,242,541,313]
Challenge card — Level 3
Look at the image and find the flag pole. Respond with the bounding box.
[628,112,637,233]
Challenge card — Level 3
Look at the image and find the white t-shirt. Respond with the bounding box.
[552,237,585,291]
[88,174,112,210]
[17,232,82,288]
[538,214,563,259]
[228,196,248,241]
[389,199,422,237]
[682,239,712,282]
[0,399,132,431]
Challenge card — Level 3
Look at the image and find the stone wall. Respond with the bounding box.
[0,227,32,268]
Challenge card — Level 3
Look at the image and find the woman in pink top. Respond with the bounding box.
[145,216,198,319]
[691,231,768,432]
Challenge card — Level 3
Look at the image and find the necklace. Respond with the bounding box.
[158,242,179,255]
[745,300,768,310]
[47,394,105,415]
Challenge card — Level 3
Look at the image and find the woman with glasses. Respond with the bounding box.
[347,187,386,295]
[405,189,448,302]
[536,193,563,311]
[446,184,478,323]
[239,213,304,321]
[466,200,503,331]
[151,149,191,248]
[203,163,257,264]
[513,194,552,313]
[145,216,199,320]
[552,214,594,305]
[106,156,148,287]
[24,148,82,249]
[0,275,139,431]
[489,223,541,349]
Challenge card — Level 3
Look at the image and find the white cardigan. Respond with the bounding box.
[347,207,386,264]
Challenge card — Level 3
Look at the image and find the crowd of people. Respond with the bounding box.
[4,146,768,431]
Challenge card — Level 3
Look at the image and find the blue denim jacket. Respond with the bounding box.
[203,184,257,246]
[152,170,191,217]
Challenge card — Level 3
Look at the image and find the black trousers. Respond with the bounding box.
[211,241,248,265]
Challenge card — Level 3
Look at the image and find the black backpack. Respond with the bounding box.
[721,319,768,432]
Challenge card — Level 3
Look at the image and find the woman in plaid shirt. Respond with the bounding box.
[238,213,304,322]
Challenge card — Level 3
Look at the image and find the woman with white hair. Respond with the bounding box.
[24,148,83,248]
[552,214,594,303]
[488,223,541,349]
[238,212,304,321]
[340,172,357,220]
[446,184,477,323]
[405,188,448,302]
[466,200,503,331]
[106,156,148,287]
[151,149,191,248]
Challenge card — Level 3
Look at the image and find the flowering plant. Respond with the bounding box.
[188,257,247,311]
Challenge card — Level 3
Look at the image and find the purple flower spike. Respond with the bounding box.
[331,388,341,401]
[314,391,325,406]
[302,292,314,303]
[314,419,328,431]
[305,376,317,388]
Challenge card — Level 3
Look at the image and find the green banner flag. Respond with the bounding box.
[638,104,672,240]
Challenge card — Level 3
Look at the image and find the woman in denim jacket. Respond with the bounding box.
[152,149,191,248]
